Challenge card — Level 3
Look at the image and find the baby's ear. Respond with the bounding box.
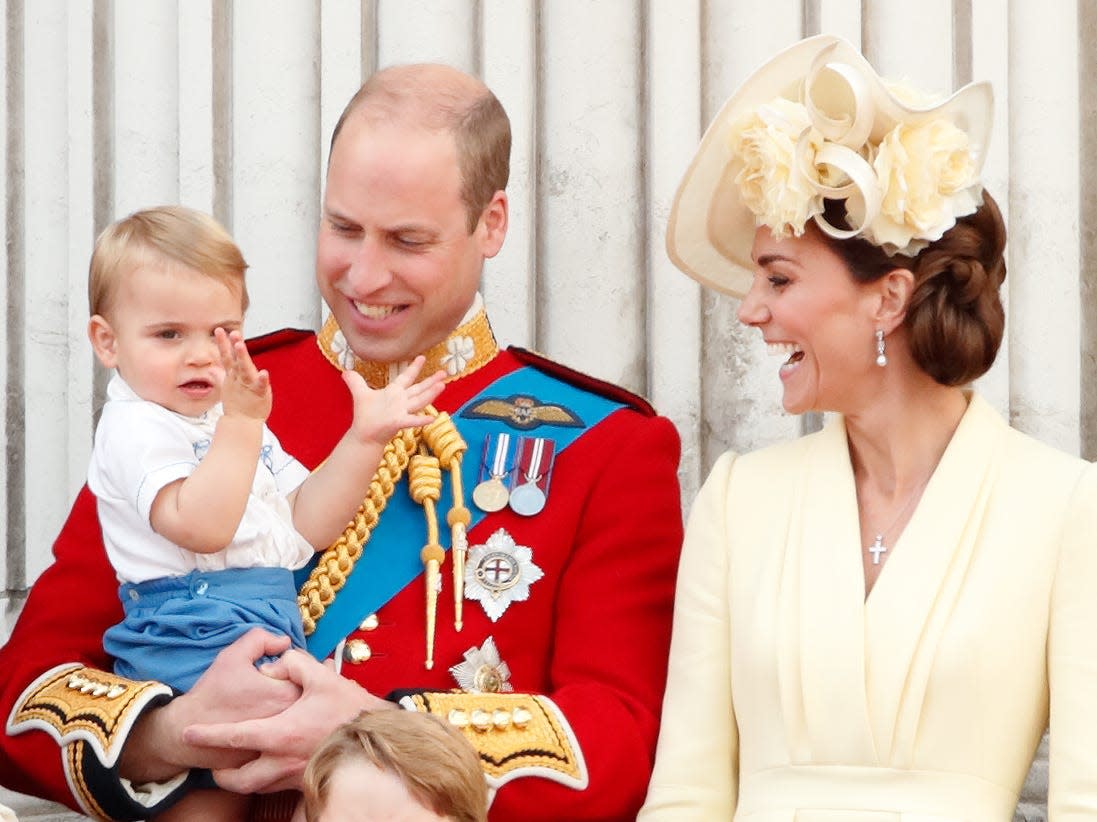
[88,315,118,368]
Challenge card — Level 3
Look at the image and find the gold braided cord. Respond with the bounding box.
[420,409,471,539]
[408,452,443,505]
[298,427,421,635]
[420,410,467,468]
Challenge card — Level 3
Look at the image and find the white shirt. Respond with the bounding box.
[88,375,313,583]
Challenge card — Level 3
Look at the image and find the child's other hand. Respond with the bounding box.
[216,327,272,421]
[342,355,446,446]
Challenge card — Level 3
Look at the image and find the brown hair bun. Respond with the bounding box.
[821,191,1006,386]
[904,192,1006,385]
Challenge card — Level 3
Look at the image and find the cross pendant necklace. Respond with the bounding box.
[863,474,933,568]
[868,533,887,565]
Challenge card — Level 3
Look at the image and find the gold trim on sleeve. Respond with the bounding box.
[7,664,173,770]
[399,691,588,791]
[65,739,112,822]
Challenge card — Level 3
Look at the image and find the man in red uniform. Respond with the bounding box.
[0,64,682,821]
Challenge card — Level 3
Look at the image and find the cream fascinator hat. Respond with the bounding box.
[667,35,993,297]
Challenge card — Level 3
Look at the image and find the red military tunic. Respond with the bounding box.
[0,309,683,821]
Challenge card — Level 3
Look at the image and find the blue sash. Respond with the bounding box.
[297,365,625,660]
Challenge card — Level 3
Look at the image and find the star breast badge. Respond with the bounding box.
[464,529,544,622]
[449,636,513,693]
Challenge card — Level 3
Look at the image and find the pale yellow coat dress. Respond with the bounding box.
[640,394,1097,821]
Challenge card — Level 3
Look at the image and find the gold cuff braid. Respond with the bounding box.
[7,664,172,769]
[7,662,174,821]
[401,691,589,790]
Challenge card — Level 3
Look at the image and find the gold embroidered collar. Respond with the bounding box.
[317,301,499,388]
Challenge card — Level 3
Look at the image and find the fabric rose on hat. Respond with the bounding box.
[730,98,833,238]
[864,118,981,255]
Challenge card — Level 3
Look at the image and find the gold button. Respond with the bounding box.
[448,709,469,729]
[343,639,372,664]
[512,706,532,729]
[470,709,492,733]
[359,613,380,631]
[492,709,512,731]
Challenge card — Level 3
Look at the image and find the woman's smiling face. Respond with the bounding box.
[737,224,884,415]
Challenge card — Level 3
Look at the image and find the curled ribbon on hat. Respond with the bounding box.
[803,46,875,148]
[798,45,883,242]
[729,42,983,257]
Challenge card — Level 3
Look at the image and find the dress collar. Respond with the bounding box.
[316,293,499,388]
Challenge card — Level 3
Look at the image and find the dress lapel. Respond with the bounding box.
[790,418,878,763]
[863,394,1006,763]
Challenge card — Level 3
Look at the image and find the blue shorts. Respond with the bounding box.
[104,567,306,693]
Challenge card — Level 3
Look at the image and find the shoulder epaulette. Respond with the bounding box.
[246,327,315,356]
[508,346,656,417]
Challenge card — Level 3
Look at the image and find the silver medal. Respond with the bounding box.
[508,437,553,517]
[508,481,546,516]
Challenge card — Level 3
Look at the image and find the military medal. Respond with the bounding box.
[465,528,544,621]
[509,437,554,517]
[472,433,514,512]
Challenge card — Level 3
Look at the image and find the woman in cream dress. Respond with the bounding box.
[639,36,1097,821]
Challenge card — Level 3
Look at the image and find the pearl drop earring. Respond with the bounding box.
[875,329,887,367]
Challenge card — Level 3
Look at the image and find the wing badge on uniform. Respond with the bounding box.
[461,394,585,431]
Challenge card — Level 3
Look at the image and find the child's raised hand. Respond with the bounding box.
[341,355,446,446]
[216,327,272,421]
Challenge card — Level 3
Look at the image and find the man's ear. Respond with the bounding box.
[88,315,118,369]
[478,190,508,259]
[874,268,915,333]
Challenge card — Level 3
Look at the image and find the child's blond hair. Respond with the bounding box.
[88,205,248,318]
[304,709,488,822]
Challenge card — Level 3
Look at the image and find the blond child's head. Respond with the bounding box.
[87,206,250,416]
[89,205,248,320]
[303,709,488,822]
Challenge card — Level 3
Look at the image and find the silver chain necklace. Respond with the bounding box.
[865,476,931,565]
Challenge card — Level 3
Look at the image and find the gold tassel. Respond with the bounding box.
[409,450,444,668]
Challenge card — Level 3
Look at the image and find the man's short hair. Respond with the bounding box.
[303,709,488,822]
[329,64,511,232]
[88,205,249,318]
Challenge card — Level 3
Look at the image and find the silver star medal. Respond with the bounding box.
[465,528,544,622]
[449,636,513,693]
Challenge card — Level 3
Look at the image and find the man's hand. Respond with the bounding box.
[119,629,301,782]
[182,648,394,793]
[345,355,446,447]
[216,327,272,421]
